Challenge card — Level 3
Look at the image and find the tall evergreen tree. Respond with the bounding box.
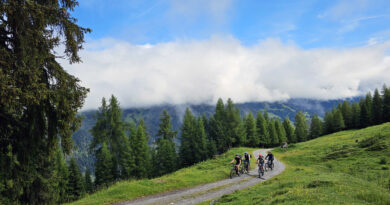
[84,168,93,194]
[179,108,197,167]
[365,92,373,125]
[154,110,178,176]
[256,112,270,147]
[283,117,295,143]
[382,85,390,122]
[67,158,84,201]
[294,111,308,142]
[94,143,113,187]
[310,114,322,139]
[225,99,241,147]
[360,99,370,128]
[275,119,287,144]
[332,109,345,131]
[0,1,90,203]
[268,120,279,146]
[372,88,383,125]
[195,116,208,161]
[245,112,258,147]
[323,111,334,134]
[351,102,361,128]
[133,124,152,178]
[55,149,69,203]
[341,101,352,129]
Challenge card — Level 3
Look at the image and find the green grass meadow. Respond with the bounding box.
[68,147,256,205]
[214,123,390,205]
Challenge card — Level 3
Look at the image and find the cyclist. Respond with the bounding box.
[265,151,274,167]
[230,154,242,175]
[257,154,265,175]
[243,152,251,170]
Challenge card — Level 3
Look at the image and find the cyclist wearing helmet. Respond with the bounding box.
[230,154,242,175]
[265,151,274,166]
[243,152,251,169]
[257,153,265,172]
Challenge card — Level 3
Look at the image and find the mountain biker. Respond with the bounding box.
[257,154,265,173]
[265,151,274,167]
[243,152,251,170]
[230,154,242,175]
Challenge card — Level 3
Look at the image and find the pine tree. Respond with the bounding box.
[225,99,241,147]
[94,143,113,187]
[283,117,295,143]
[275,119,287,144]
[133,124,152,178]
[213,99,230,153]
[294,111,308,142]
[55,149,69,203]
[323,111,334,134]
[195,116,208,161]
[310,114,322,139]
[256,112,270,147]
[245,112,258,147]
[360,99,370,128]
[341,101,352,129]
[382,85,390,122]
[179,108,197,167]
[236,120,247,147]
[351,102,361,128]
[332,109,345,131]
[365,92,373,125]
[154,110,178,176]
[0,1,90,203]
[84,168,93,194]
[372,89,383,125]
[268,120,279,146]
[67,158,84,201]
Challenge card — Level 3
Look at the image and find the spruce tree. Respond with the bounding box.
[133,124,152,178]
[55,149,69,203]
[275,119,287,144]
[225,99,241,147]
[268,120,279,146]
[294,111,308,142]
[84,168,93,194]
[365,92,373,125]
[0,1,89,203]
[94,143,113,187]
[256,112,270,147]
[332,109,345,131]
[360,99,370,128]
[179,108,197,167]
[195,116,208,161]
[372,89,383,125]
[310,114,322,139]
[341,101,352,129]
[382,85,390,122]
[154,110,178,176]
[245,112,258,147]
[283,117,295,143]
[351,102,361,128]
[67,158,84,201]
[323,111,334,134]
[236,120,248,147]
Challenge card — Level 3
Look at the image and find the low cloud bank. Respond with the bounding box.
[61,36,390,110]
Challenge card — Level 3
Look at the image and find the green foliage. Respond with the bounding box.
[332,109,345,131]
[341,101,353,128]
[132,124,152,178]
[268,119,279,146]
[0,0,89,203]
[56,149,69,203]
[283,117,295,143]
[94,143,113,187]
[294,111,308,142]
[383,85,390,122]
[67,158,85,201]
[245,112,258,147]
[351,102,361,129]
[275,118,287,144]
[372,89,383,125]
[309,114,322,139]
[84,168,93,194]
[257,112,270,146]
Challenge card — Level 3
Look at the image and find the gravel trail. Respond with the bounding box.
[117,149,285,205]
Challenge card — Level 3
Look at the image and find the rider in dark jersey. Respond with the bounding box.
[265,151,274,166]
[230,154,242,174]
[243,152,251,169]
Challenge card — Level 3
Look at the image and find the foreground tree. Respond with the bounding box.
[0,1,90,203]
[309,114,322,139]
[67,158,85,201]
[294,111,308,142]
[94,143,113,187]
[383,85,390,122]
[245,112,258,147]
[256,112,270,146]
[283,117,295,143]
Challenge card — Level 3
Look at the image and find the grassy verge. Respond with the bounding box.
[68,147,257,205]
[214,123,390,205]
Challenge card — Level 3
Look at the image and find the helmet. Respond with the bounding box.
[236,153,239,156]
[259,154,262,157]
[244,152,248,154]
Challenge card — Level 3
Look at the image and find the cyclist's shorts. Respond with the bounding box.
[244,159,250,165]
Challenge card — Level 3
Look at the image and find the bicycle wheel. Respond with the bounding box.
[230,168,235,179]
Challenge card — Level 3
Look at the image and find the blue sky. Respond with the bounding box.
[63,0,390,109]
[72,0,390,48]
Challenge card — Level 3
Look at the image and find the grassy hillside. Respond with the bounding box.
[214,123,390,205]
[68,147,256,205]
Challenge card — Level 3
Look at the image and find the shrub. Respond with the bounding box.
[379,158,387,165]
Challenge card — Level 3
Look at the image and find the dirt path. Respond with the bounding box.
[117,149,285,205]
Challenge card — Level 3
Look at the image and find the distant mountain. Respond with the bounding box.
[71,97,360,173]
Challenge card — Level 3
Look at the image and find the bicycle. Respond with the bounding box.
[258,163,265,177]
[242,160,250,174]
[265,160,274,171]
[230,164,241,179]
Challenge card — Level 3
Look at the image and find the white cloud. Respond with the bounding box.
[60,36,390,110]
